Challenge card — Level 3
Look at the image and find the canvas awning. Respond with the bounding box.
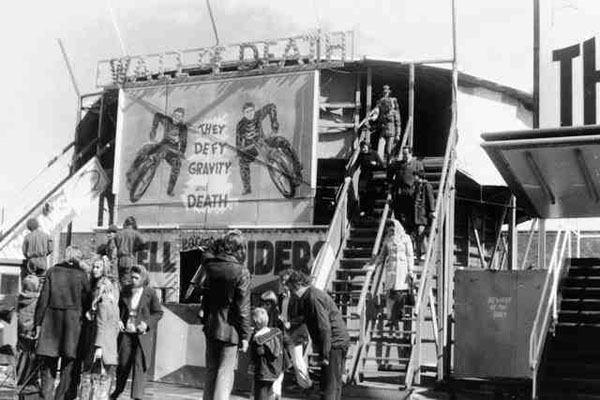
[481,125,600,219]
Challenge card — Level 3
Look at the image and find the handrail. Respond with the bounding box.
[0,138,110,247]
[529,228,571,399]
[311,133,365,289]
[350,194,391,382]
[405,77,459,387]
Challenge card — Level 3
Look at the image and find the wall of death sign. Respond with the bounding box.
[114,71,317,227]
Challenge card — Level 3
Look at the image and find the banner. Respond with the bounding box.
[115,71,317,227]
[539,1,600,127]
[0,157,108,259]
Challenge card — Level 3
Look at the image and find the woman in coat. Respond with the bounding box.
[111,264,163,400]
[87,256,120,371]
[364,218,414,368]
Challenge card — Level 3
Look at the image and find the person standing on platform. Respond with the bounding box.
[22,218,53,280]
[114,216,146,288]
[111,265,163,400]
[368,85,402,164]
[284,270,350,400]
[357,140,384,218]
[388,146,424,236]
[33,246,91,400]
[201,230,252,400]
[413,171,435,262]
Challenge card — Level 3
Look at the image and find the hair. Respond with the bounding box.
[131,264,150,286]
[22,274,39,293]
[284,269,311,290]
[260,290,278,305]
[123,216,138,230]
[108,224,118,233]
[173,107,185,115]
[26,218,39,231]
[242,102,255,111]
[252,307,269,330]
[65,246,83,266]
[91,255,112,279]
[219,230,246,264]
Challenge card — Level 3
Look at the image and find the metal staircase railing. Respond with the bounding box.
[404,72,459,387]
[349,195,391,382]
[529,227,572,399]
[311,119,369,290]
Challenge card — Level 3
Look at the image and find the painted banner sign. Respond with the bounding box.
[114,71,317,227]
[0,157,108,259]
[539,1,600,127]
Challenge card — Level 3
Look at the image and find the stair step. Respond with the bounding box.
[346,238,376,248]
[569,266,600,277]
[340,258,370,269]
[559,310,600,324]
[561,298,600,311]
[330,280,365,286]
[562,287,600,299]
[343,248,373,258]
[336,268,368,276]
[570,258,600,267]
[564,276,600,287]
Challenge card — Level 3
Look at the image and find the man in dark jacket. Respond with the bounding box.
[114,216,147,287]
[201,230,252,400]
[414,172,435,261]
[285,270,350,400]
[111,264,163,400]
[388,146,424,234]
[33,246,91,400]
[357,140,384,218]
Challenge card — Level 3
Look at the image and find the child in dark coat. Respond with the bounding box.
[249,307,283,400]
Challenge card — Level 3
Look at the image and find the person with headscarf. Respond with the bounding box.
[111,264,163,400]
[33,246,91,400]
[114,216,147,288]
[201,230,251,400]
[364,219,414,368]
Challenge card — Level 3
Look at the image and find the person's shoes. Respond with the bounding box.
[242,187,252,195]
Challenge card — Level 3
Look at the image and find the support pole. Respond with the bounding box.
[366,67,373,145]
[538,219,546,269]
[408,63,415,148]
[508,196,517,270]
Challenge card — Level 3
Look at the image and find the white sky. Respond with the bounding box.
[0,0,533,219]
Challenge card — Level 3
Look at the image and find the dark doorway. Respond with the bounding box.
[179,249,203,304]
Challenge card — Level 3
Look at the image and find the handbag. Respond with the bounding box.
[79,358,112,400]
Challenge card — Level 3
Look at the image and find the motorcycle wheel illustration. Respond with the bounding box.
[263,136,303,199]
[126,143,163,203]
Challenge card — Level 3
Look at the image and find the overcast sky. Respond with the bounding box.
[0,0,533,220]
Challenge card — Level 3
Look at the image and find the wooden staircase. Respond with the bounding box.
[538,258,600,399]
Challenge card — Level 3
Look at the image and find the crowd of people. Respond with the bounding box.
[187,229,349,400]
[357,84,437,361]
[17,215,163,400]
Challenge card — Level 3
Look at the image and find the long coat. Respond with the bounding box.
[117,286,163,370]
[34,262,91,358]
[93,278,120,365]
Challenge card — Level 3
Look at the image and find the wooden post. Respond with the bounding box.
[508,195,517,270]
[366,67,372,145]
[408,63,415,148]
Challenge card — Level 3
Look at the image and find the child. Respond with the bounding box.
[16,275,40,389]
[249,307,283,400]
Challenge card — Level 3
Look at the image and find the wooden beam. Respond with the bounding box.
[408,63,415,148]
